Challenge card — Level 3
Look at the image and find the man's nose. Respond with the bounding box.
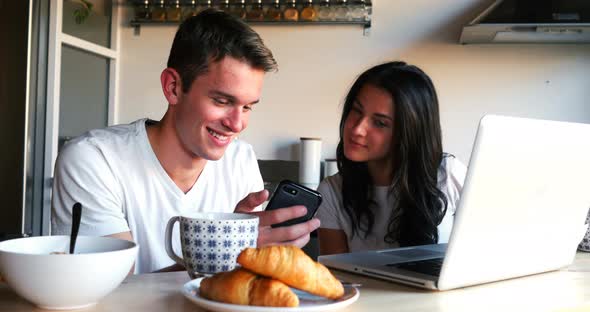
[222,108,244,133]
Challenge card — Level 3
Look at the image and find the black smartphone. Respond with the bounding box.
[265,180,322,228]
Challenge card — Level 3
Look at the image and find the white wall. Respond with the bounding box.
[117,0,590,164]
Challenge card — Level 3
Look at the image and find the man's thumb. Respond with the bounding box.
[235,189,269,212]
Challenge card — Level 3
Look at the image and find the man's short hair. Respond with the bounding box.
[167,9,278,92]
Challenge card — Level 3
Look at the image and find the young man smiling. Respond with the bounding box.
[51,9,320,274]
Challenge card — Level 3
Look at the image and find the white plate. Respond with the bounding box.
[182,277,359,312]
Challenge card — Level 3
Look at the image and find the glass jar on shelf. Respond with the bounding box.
[198,0,212,12]
[166,0,181,22]
[229,0,247,20]
[151,0,167,21]
[264,0,282,21]
[216,0,230,12]
[333,0,351,21]
[317,0,335,21]
[300,0,317,22]
[349,0,366,21]
[283,0,299,22]
[246,0,265,21]
[181,0,197,20]
[134,0,152,21]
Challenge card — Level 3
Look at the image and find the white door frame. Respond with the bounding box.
[44,0,120,234]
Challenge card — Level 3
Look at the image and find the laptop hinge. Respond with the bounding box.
[361,269,435,288]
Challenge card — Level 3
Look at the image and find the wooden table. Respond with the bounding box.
[1,252,590,311]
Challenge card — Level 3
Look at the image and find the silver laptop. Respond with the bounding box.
[319,114,590,290]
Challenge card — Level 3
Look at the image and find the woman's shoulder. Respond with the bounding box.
[439,154,467,198]
[318,174,343,198]
[441,154,467,180]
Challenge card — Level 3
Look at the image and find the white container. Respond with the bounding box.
[299,137,322,190]
[0,236,138,310]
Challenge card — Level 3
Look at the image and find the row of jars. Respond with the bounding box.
[134,0,371,23]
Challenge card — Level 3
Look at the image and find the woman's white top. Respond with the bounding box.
[316,156,467,252]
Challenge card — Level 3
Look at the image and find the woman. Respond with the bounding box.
[317,61,466,255]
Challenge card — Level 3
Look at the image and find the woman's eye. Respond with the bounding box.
[243,105,253,112]
[373,119,389,128]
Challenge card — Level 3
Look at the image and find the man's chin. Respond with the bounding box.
[203,149,227,161]
[207,155,224,161]
[194,142,231,161]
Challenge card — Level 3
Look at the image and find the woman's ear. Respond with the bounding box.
[160,68,183,105]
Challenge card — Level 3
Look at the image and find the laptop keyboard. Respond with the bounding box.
[380,249,443,258]
[387,258,444,276]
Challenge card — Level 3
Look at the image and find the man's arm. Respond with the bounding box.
[52,141,135,272]
[104,231,136,275]
[106,231,134,242]
[152,263,185,273]
[52,139,129,237]
[103,232,185,275]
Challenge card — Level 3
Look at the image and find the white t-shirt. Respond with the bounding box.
[316,156,466,252]
[51,119,264,274]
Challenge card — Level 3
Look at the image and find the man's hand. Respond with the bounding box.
[235,190,321,248]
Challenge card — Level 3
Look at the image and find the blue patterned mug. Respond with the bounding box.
[579,209,590,252]
[165,213,259,278]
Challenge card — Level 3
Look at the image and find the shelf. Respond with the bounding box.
[127,0,373,36]
[130,19,372,35]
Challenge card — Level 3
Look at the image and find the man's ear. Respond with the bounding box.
[160,68,183,105]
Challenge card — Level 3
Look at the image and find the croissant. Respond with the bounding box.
[237,245,344,299]
[200,268,299,307]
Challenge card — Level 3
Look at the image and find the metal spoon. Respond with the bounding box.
[69,203,82,254]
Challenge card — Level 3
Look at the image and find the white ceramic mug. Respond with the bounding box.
[165,212,259,278]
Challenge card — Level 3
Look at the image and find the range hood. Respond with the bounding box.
[460,0,590,44]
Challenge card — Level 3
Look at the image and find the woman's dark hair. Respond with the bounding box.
[336,61,448,247]
[167,9,278,92]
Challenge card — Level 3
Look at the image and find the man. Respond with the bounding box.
[51,9,320,274]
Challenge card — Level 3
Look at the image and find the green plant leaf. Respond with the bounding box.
[72,0,94,24]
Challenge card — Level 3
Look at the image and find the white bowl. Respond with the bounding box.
[0,235,138,310]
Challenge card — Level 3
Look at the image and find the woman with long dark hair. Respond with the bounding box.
[317,61,466,255]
